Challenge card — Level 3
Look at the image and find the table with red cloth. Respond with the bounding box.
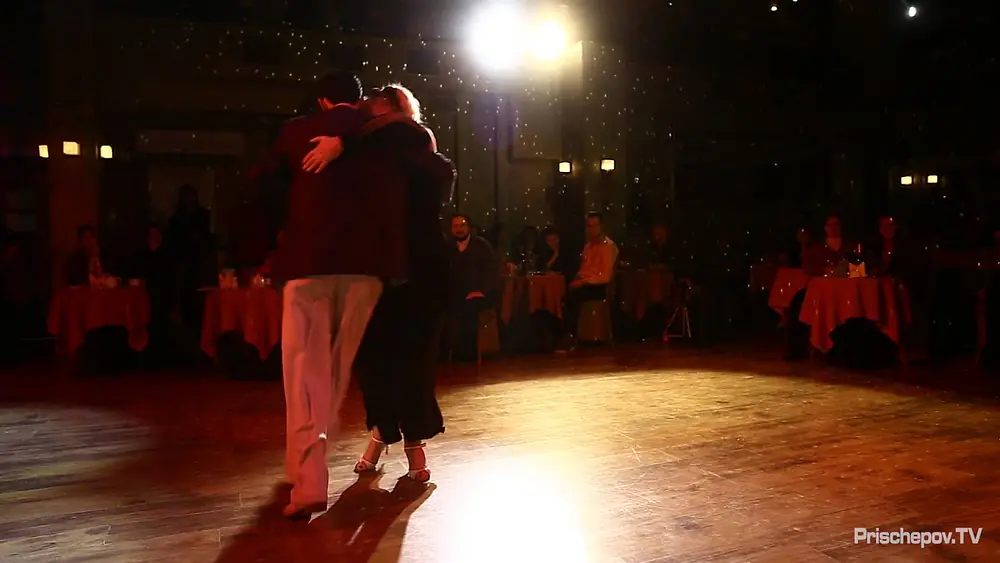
[617,269,675,320]
[200,287,282,360]
[499,274,565,324]
[47,286,151,356]
[799,277,911,354]
[767,267,810,320]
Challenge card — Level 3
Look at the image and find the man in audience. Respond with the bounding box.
[646,224,678,269]
[561,212,618,347]
[446,214,497,361]
[66,225,103,286]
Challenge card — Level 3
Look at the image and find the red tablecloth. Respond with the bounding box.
[799,277,910,353]
[47,287,150,355]
[617,269,675,320]
[201,288,282,360]
[499,275,565,324]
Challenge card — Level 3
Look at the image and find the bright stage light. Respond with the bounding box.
[530,20,567,61]
[465,3,572,71]
[907,6,918,18]
[466,3,524,71]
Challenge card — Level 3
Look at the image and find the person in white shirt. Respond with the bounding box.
[563,212,618,345]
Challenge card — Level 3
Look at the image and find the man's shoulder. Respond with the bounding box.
[598,235,617,247]
[286,105,367,134]
[471,235,494,249]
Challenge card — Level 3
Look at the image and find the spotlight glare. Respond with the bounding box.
[467,3,525,72]
[530,20,567,61]
[907,6,918,18]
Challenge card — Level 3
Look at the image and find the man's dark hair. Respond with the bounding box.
[77,225,93,240]
[317,71,363,105]
[451,213,470,223]
[586,211,603,222]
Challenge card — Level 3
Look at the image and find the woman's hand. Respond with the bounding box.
[302,136,344,173]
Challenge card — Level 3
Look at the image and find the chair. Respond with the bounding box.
[476,308,501,364]
[576,282,615,345]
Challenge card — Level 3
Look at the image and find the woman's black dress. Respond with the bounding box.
[353,119,455,445]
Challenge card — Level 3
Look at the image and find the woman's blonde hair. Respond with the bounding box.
[378,84,422,123]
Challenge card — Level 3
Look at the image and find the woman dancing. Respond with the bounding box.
[303,85,453,482]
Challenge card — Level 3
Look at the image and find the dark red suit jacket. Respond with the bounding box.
[248,106,409,281]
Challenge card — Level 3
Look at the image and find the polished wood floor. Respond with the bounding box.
[2,346,1000,562]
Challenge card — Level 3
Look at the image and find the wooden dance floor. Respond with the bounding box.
[3,347,1000,562]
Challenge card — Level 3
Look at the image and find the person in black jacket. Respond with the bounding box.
[446,213,498,361]
[535,228,575,276]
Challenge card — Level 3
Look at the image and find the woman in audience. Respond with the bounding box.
[536,228,574,275]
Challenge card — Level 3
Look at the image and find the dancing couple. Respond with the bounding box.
[249,72,455,519]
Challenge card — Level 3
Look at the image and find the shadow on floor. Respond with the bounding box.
[214,473,434,563]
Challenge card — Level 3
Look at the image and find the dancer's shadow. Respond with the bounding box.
[215,472,434,563]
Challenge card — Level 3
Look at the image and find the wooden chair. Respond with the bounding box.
[476,308,501,364]
[576,281,615,346]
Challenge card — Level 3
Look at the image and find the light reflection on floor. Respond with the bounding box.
[3,354,1000,562]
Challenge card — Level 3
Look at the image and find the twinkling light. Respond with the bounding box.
[100,20,692,240]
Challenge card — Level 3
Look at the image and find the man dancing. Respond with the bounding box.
[248,72,408,519]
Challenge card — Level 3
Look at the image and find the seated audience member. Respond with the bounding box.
[536,228,575,275]
[562,212,619,346]
[447,214,498,360]
[786,214,849,360]
[865,216,915,277]
[646,224,679,269]
[784,227,813,268]
[801,215,849,277]
[510,225,540,267]
[66,225,103,286]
